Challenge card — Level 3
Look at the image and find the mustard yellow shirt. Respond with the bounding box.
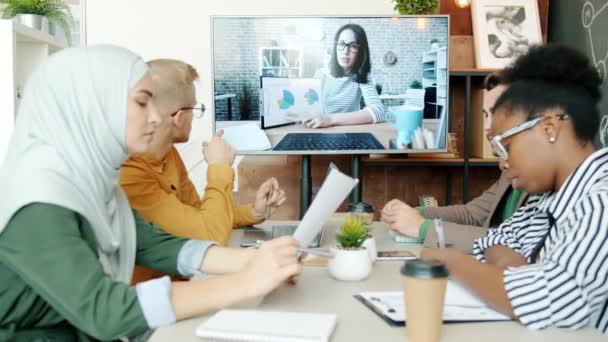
[120,147,261,283]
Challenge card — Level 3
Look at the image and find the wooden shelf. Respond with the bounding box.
[13,21,67,51]
[362,156,464,166]
[450,68,500,76]
[362,156,499,167]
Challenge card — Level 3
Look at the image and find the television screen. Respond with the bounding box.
[211,15,449,154]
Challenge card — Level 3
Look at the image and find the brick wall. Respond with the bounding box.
[212,17,448,121]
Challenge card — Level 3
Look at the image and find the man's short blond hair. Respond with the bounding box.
[147,59,199,112]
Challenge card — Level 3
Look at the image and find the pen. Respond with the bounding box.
[265,188,273,221]
[248,241,335,259]
[434,217,446,249]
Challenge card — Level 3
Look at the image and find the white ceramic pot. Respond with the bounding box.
[431,42,440,50]
[362,236,377,263]
[16,14,48,33]
[328,247,372,281]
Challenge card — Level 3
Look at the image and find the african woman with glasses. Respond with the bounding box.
[421,45,608,334]
[301,23,386,128]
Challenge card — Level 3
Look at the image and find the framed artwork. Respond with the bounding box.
[471,0,542,69]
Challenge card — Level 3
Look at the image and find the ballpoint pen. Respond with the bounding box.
[265,188,273,221]
[249,240,335,259]
[434,217,446,250]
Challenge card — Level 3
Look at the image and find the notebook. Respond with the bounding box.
[220,124,272,151]
[195,309,337,342]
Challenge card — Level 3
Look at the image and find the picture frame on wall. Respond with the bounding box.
[471,0,542,69]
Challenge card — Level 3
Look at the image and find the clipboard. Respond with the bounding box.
[354,282,511,326]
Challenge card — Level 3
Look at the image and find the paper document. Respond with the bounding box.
[355,281,510,325]
[196,309,337,342]
[293,167,359,247]
[221,124,272,151]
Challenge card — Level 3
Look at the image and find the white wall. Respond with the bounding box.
[86,0,395,192]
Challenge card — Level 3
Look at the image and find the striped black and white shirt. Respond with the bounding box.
[318,69,385,123]
[473,148,608,334]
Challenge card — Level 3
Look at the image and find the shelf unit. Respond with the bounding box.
[422,47,447,119]
[361,69,500,205]
[0,19,68,162]
[259,47,302,78]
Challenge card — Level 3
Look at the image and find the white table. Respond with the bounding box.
[150,220,604,341]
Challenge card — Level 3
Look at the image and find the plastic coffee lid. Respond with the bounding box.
[401,259,449,278]
[348,202,374,213]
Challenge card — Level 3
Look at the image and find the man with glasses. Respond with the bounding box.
[120,59,286,284]
[381,71,528,252]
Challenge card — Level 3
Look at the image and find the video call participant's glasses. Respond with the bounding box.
[336,41,360,53]
[490,114,569,160]
[171,103,206,118]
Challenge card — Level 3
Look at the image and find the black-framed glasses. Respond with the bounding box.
[336,41,360,53]
[171,103,206,118]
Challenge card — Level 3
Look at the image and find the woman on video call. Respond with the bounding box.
[302,23,385,128]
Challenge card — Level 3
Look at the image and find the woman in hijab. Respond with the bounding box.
[0,45,301,341]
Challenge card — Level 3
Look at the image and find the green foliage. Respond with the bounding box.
[1,0,74,45]
[409,80,423,89]
[375,82,383,95]
[393,0,438,15]
[335,215,370,249]
[430,38,440,44]
[238,80,253,120]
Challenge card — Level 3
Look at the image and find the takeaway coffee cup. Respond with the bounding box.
[347,202,374,223]
[401,259,449,342]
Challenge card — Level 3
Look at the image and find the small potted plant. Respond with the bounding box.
[375,82,383,95]
[409,80,423,89]
[1,0,74,44]
[238,80,253,120]
[430,38,440,50]
[328,215,372,281]
[393,0,439,15]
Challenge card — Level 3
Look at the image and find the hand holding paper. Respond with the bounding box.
[293,167,359,248]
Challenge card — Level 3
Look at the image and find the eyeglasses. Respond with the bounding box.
[336,41,360,53]
[490,114,569,160]
[171,103,206,119]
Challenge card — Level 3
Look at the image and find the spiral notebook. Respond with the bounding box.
[195,309,337,342]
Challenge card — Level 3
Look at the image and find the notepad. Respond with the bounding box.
[195,309,337,342]
[220,124,272,151]
[354,281,510,326]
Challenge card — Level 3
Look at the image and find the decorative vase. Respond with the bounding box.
[362,236,377,263]
[48,22,57,36]
[431,42,440,50]
[328,247,372,281]
[15,14,48,33]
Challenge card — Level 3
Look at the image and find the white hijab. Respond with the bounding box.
[0,45,147,283]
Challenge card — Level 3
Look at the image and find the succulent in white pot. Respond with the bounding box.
[328,215,372,281]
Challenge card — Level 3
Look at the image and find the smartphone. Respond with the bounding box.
[376,250,416,260]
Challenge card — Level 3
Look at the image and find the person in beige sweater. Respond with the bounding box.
[381,72,525,253]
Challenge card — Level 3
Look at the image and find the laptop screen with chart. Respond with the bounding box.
[212,15,450,154]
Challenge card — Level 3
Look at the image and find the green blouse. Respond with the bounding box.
[0,203,188,341]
